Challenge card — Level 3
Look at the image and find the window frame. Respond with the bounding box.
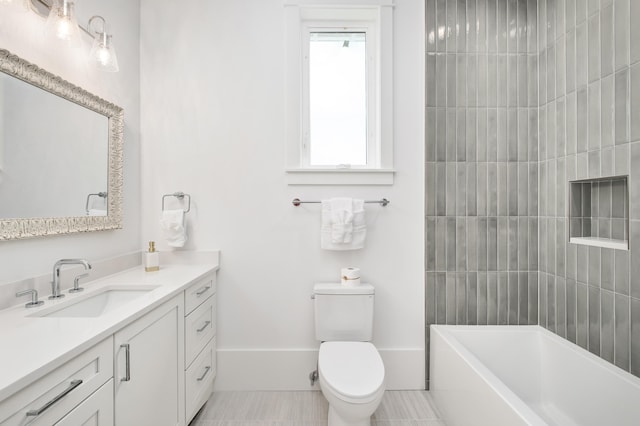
[302,24,376,169]
[284,2,394,185]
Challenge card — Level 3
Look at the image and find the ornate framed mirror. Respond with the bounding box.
[0,49,123,240]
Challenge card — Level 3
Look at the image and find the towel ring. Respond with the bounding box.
[162,192,191,213]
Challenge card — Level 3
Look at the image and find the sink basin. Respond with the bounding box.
[35,286,158,318]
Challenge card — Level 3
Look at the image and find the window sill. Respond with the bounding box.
[569,237,628,251]
[285,169,395,185]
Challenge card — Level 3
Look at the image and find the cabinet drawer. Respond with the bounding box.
[0,337,113,426]
[185,274,216,315]
[185,338,216,423]
[54,379,114,426]
[185,294,216,368]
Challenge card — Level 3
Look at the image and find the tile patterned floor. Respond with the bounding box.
[189,390,446,426]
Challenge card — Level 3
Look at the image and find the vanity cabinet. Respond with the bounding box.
[0,267,218,426]
[184,274,217,424]
[114,294,184,426]
[0,337,113,426]
[54,380,114,425]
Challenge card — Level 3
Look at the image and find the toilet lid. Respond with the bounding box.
[318,342,385,402]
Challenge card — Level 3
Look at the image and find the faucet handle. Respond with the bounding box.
[69,273,90,293]
[16,289,44,308]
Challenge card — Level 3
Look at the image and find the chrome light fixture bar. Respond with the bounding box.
[27,0,120,72]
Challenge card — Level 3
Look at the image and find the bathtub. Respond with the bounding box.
[430,325,640,426]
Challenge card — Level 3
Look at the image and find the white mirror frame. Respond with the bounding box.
[0,49,124,240]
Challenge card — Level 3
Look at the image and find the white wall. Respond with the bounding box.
[0,0,141,285]
[141,0,425,390]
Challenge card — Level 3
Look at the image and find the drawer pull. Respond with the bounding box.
[196,320,211,333]
[121,343,131,382]
[195,286,211,297]
[26,379,83,416]
[197,366,211,381]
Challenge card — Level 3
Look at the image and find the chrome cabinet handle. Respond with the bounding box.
[26,379,83,416]
[121,343,131,382]
[195,286,210,297]
[196,366,211,381]
[196,321,211,333]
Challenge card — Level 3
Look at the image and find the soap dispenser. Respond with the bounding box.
[145,241,159,272]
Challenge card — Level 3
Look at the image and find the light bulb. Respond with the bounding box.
[89,32,119,72]
[45,0,81,46]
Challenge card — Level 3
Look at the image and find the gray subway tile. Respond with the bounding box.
[435,273,447,323]
[528,272,538,325]
[488,272,499,324]
[577,87,588,152]
[632,0,640,64]
[456,163,467,216]
[436,0,447,52]
[456,218,467,271]
[567,279,578,343]
[467,163,478,216]
[446,217,457,271]
[588,285,601,355]
[614,248,629,295]
[566,29,577,93]
[436,217,447,271]
[615,0,630,71]
[601,4,615,77]
[446,0,457,53]
[602,75,615,148]
[576,21,588,88]
[436,108,447,160]
[467,218,478,271]
[498,272,509,325]
[508,272,519,325]
[456,272,467,323]
[556,277,567,337]
[588,13,601,83]
[601,290,615,364]
[566,92,577,154]
[631,298,640,375]
[427,218,437,271]
[466,109,477,160]
[498,217,509,271]
[478,273,488,325]
[548,275,557,332]
[426,273,436,325]
[436,163,446,215]
[601,247,614,291]
[519,272,529,325]
[446,163,457,215]
[446,273,457,324]
[478,218,488,271]
[631,64,640,141]
[488,218,498,271]
[615,62,630,145]
[589,81,602,152]
[615,293,630,370]
[467,273,478,325]
[540,274,548,327]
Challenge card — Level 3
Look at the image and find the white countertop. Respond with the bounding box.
[0,258,219,402]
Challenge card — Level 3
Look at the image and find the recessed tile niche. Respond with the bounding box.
[569,176,629,250]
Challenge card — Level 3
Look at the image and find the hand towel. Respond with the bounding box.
[321,198,366,250]
[160,209,187,248]
[87,208,107,216]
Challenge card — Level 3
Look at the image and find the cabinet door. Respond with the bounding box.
[54,380,113,426]
[114,295,185,426]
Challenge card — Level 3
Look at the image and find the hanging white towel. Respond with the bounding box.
[160,209,187,248]
[87,208,107,216]
[321,198,366,250]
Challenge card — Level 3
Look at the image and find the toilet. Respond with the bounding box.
[313,283,385,426]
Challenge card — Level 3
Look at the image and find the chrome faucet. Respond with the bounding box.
[50,259,92,299]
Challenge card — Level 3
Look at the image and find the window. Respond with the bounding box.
[284,2,394,185]
[307,31,368,167]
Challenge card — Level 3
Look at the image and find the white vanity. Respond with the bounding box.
[0,252,219,426]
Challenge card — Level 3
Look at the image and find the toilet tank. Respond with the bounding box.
[313,283,374,341]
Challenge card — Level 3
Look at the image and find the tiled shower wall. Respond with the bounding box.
[539,0,640,376]
[426,0,640,388]
[425,0,539,386]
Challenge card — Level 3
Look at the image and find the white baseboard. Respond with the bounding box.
[213,348,424,391]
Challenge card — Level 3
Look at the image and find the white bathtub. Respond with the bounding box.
[430,325,640,426]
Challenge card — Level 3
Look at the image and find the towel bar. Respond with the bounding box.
[85,192,107,214]
[292,198,389,207]
[162,192,191,213]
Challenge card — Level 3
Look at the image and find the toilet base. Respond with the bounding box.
[328,405,371,426]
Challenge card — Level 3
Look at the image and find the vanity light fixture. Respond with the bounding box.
[45,0,81,46]
[88,15,119,72]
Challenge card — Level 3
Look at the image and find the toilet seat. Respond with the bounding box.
[318,341,385,404]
